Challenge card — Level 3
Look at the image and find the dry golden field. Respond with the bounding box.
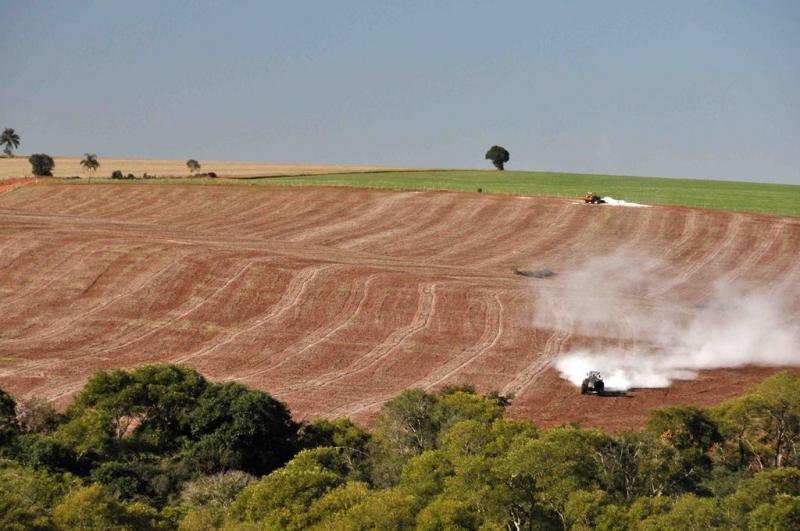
[0,156,423,180]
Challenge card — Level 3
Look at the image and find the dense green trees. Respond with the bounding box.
[0,367,798,529]
[485,144,510,170]
[0,387,17,449]
[28,154,55,176]
[184,381,298,476]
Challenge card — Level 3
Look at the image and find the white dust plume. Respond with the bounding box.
[534,251,800,390]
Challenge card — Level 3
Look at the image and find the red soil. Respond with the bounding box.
[0,178,39,196]
[0,184,798,430]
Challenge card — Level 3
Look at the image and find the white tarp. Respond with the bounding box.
[600,197,651,208]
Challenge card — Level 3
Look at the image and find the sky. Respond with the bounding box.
[1,1,798,184]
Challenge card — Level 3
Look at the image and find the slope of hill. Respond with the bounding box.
[1,183,798,430]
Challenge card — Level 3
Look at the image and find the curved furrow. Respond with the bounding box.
[0,230,50,273]
[769,223,800,308]
[714,220,786,287]
[374,197,480,260]
[1,250,197,370]
[502,297,573,397]
[71,255,256,356]
[290,282,437,393]
[545,205,617,264]
[634,209,700,289]
[419,290,505,388]
[614,209,657,254]
[53,190,106,216]
[232,272,379,383]
[233,198,346,242]
[2,252,237,345]
[296,194,411,249]
[0,244,101,313]
[664,210,699,257]
[416,200,536,266]
[645,213,744,299]
[103,189,179,221]
[0,231,64,292]
[428,206,532,266]
[470,202,575,269]
[39,251,209,355]
[14,256,276,378]
[327,194,415,250]
[339,196,460,257]
[205,195,295,236]
[171,265,328,364]
[163,191,264,231]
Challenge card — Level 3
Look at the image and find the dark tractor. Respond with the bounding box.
[581,371,605,396]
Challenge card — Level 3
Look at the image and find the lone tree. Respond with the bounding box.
[80,153,100,176]
[187,159,201,174]
[485,145,510,171]
[1,128,20,157]
[28,154,55,176]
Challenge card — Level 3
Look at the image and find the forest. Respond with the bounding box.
[0,364,798,530]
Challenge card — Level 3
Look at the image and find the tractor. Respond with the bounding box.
[581,371,605,396]
[582,191,606,204]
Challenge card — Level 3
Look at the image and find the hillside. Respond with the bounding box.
[1,182,798,430]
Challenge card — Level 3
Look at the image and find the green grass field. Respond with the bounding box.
[75,170,800,217]
[257,170,800,217]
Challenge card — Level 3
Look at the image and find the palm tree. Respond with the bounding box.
[1,128,21,157]
[80,153,100,176]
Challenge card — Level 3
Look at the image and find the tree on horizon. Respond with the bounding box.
[80,154,100,176]
[187,159,201,174]
[485,145,510,170]
[1,128,21,157]
[29,154,55,176]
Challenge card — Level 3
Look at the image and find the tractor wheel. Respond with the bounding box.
[581,381,588,395]
[595,381,604,396]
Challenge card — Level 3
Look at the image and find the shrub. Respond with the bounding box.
[111,170,124,180]
[28,154,55,176]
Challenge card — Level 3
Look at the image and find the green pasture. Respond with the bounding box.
[257,170,800,217]
[69,170,800,216]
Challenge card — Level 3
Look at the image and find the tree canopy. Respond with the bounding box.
[1,128,20,157]
[0,366,798,530]
[485,145,510,170]
[28,154,55,177]
[80,153,100,175]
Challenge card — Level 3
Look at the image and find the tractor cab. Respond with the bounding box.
[581,371,605,396]
[582,191,605,204]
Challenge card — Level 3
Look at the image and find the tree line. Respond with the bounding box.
[0,365,798,530]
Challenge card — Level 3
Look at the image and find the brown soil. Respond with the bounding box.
[1,184,798,430]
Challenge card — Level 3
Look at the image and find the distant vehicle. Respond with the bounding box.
[582,191,606,204]
[581,371,605,396]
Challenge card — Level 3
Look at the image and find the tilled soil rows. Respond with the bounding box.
[1,184,798,429]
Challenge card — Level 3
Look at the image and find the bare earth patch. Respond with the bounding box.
[0,183,798,430]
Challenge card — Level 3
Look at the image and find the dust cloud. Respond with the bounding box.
[533,251,800,390]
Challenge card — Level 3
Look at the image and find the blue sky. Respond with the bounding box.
[2,1,798,184]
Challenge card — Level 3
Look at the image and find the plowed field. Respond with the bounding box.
[1,183,798,430]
